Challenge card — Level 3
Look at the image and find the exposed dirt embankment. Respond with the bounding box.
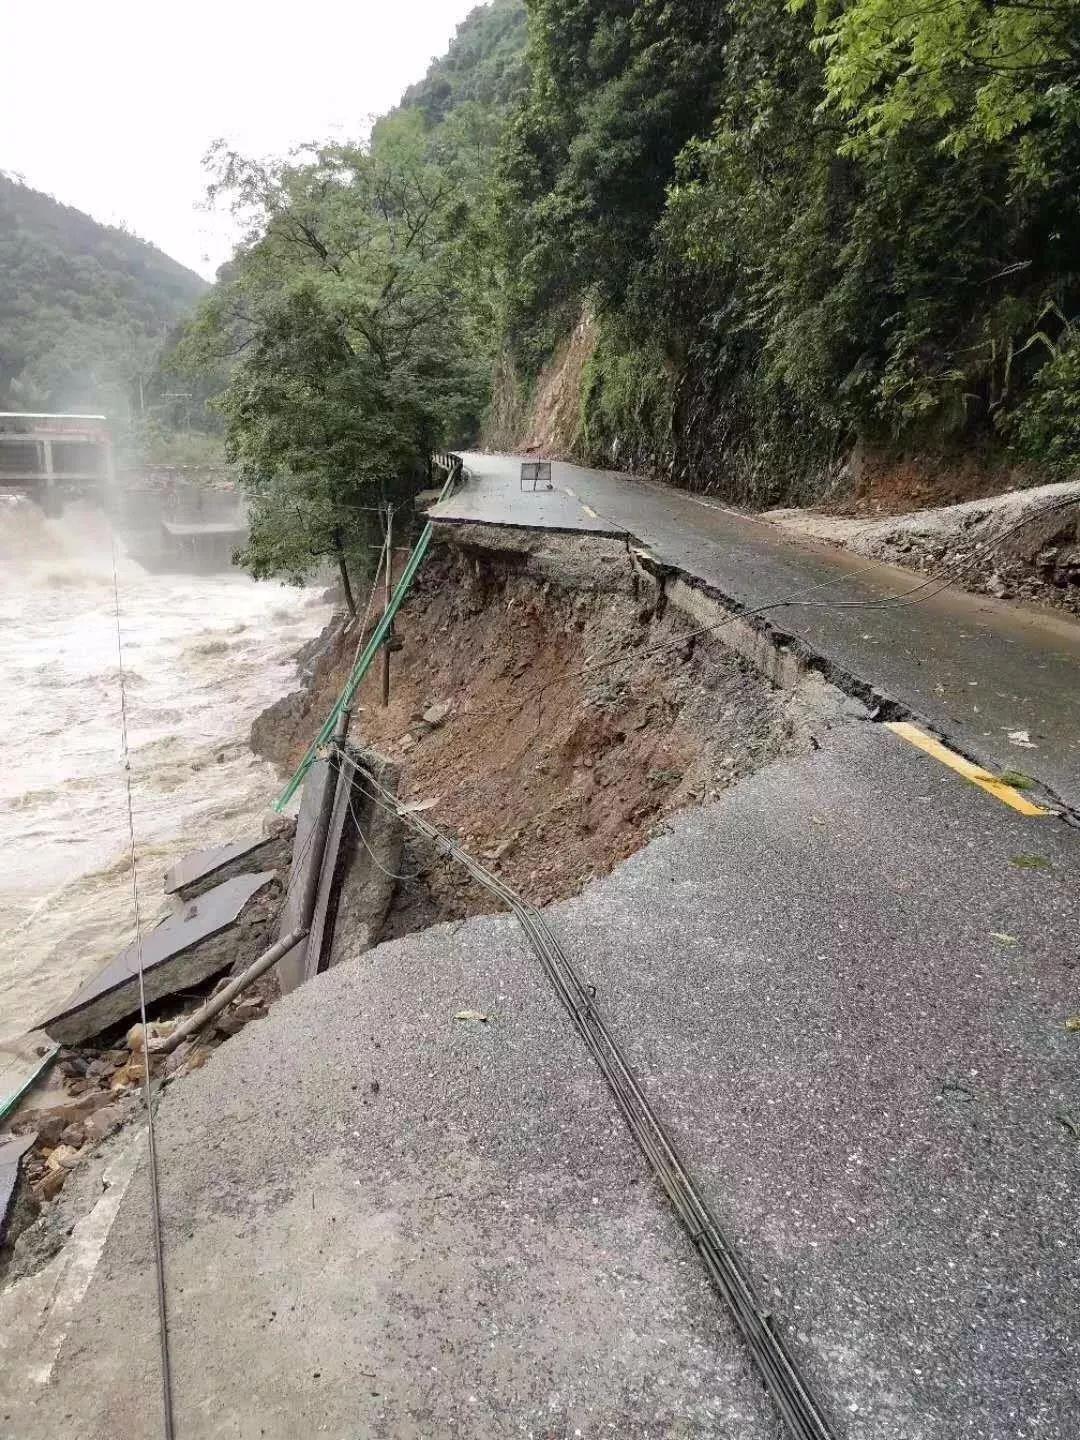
[767,478,1080,615]
[253,527,840,925]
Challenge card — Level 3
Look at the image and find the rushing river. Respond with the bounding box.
[0,496,331,1042]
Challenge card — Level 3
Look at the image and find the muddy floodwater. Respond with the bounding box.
[0,497,330,1041]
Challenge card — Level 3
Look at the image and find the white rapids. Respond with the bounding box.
[0,496,330,1042]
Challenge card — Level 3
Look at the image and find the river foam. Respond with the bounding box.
[0,495,330,1040]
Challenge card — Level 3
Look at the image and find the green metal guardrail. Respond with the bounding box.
[273,455,462,812]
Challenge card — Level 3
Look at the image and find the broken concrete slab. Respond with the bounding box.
[0,1133,35,1245]
[42,873,278,1047]
[323,748,402,971]
[163,826,293,901]
[275,757,337,995]
[0,1032,58,1124]
[301,761,357,986]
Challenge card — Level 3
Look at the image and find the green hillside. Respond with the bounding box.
[0,172,207,416]
[399,0,528,127]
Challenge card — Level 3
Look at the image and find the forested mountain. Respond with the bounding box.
[399,0,528,126]
[0,173,207,415]
[177,0,1080,596]
[495,0,1080,503]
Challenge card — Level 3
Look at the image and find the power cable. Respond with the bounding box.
[339,753,836,1440]
[109,528,175,1440]
[345,787,423,883]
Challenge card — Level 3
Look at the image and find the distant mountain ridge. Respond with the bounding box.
[0,172,206,414]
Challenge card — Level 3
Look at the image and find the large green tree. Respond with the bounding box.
[182,127,487,596]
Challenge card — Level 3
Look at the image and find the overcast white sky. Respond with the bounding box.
[0,0,478,280]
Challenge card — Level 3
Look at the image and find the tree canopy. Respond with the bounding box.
[177,0,1080,531]
[181,127,489,589]
[491,0,1080,501]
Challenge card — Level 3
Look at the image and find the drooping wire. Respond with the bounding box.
[108,525,175,1440]
[339,752,835,1440]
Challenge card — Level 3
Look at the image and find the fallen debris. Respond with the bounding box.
[0,1134,35,1244]
[764,478,1080,613]
[163,825,294,901]
[42,872,279,1045]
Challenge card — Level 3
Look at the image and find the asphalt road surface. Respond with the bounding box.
[4,458,1077,1440]
[432,453,1080,808]
[5,728,1076,1440]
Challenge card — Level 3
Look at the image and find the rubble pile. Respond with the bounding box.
[5,975,274,1225]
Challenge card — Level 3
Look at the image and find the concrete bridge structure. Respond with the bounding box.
[0,412,115,509]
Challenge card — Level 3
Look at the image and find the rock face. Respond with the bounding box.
[249,689,313,770]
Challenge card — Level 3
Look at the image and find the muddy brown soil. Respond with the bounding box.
[823,445,1045,518]
[255,528,825,929]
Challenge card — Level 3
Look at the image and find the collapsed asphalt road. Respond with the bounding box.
[3,721,1076,1440]
[432,453,1080,808]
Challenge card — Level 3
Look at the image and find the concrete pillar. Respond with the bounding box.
[39,438,62,516]
[41,438,54,488]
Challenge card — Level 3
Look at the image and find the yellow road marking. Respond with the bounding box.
[581,504,599,519]
[884,721,1050,816]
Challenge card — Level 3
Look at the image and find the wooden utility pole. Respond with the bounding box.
[381,504,394,707]
[335,536,357,620]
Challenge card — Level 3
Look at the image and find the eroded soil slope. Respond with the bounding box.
[254,527,834,926]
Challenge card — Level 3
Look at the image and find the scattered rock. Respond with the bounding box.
[13,1089,115,1139]
[126,1021,176,1054]
[400,733,416,753]
[32,1116,66,1148]
[214,1012,248,1038]
[45,1145,81,1172]
[33,1169,66,1203]
[422,701,451,728]
[110,1059,147,1089]
[83,1104,128,1145]
[58,1122,85,1149]
[261,808,296,840]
